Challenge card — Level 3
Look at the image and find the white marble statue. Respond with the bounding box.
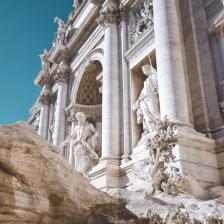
[62,112,99,177]
[132,63,160,135]
[54,17,67,45]
[39,49,50,70]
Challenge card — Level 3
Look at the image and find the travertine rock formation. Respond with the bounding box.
[0,122,138,224]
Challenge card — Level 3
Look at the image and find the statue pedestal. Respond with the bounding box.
[173,126,221,188]
[89,126,222,191]
[121,126,221,189]
[89,157,121,191]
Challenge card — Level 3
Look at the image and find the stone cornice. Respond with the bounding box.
[67,0,89,26]
[66,6,100,54]
[48,44,68,64]
[125,27,154,64]
[70,26,104,71]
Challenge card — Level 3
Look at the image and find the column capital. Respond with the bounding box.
[39,89,55,105]
[96,2,122,27]
[54,64,70,84]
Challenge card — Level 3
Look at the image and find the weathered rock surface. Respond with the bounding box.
[111,189,224,223]
[0,122,138,224]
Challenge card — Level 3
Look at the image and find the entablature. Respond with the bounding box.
[70,25,104,71]
[125,27,154,69]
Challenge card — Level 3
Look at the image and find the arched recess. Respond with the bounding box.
[130,52,157,148]
[71,48,104,104]
[70,48,104,157]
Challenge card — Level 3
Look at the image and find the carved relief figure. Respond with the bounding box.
[62,112,99,177]
[136,0,153,34]
[39,49,50,70]
[130,0,153,44]
[54,17,67,45]
[132,63,160,136]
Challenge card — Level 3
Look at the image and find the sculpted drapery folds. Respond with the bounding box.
[62,112,99,177]
[132,63,160,136]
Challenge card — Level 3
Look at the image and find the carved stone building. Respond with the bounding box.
[28,0,224,195]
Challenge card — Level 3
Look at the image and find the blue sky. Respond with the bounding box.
[0,0,73,124]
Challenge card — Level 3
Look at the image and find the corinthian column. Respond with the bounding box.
[38,86,54,139]
[97,1,121,160]
[153,0,190,124]
[53,63,70,147]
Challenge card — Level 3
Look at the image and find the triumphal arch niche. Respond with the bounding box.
[28,0,224,220]
[67,53,103,169]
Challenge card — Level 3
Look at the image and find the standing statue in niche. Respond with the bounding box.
[62,112,99,177]
[54,17,67,45]
[132,63,160,139]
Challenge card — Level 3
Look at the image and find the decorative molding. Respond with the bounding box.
[39,89,56,105]
[54,64,70,84]
[129,0,153,46]
[96,2,122,27]
[125,27,154,63]
[70,25,104,70]
[79,48,104,72]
